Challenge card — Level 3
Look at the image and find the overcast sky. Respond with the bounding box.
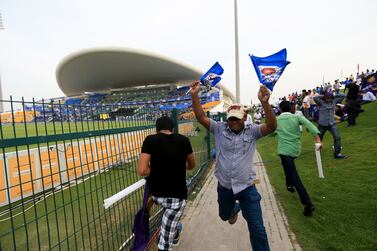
[1,0,377,105]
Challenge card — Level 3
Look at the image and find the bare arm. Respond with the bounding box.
[298,115,320,136]
[137,153,151,176]
[334,93,346,104]
[314,95,324,105]
[314,135,322,150]
[186,153,196,170]
[190,81,211,130]
[258,85,277,136]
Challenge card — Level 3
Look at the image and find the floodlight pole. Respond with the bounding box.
[234,0,240,103]
[0,11,4,113]
[0,74,3,113]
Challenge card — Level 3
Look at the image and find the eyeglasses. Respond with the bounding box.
[228,117,241,121]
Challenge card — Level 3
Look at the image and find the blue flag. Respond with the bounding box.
[199,62,224,91]
[249,48,290,91]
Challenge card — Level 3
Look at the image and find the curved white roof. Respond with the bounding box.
[56,47,235,100]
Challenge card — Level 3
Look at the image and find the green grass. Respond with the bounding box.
[0,121,153,139]
[258,102,377,251]
[0,165,144,251]
[0,120,155,153]
[187,122,210,174]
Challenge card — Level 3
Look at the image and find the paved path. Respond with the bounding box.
[176,152,302,251]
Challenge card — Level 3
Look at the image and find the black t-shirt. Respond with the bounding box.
[346,84,360,101]
[141,133,193,199]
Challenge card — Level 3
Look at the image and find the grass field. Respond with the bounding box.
[0,166,143,251]
[258,101,377,250]
[0,120,155,153]
[0,120,153,139]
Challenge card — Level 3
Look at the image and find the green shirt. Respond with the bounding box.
[276,112,320,157]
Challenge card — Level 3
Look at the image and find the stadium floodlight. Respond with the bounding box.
[0,10,4,113]
[0,11,4,29]
[0,74,3,113]
[234,0,240,103]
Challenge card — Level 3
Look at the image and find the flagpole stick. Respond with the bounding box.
[185,88,192,96]
[315,143,324,178]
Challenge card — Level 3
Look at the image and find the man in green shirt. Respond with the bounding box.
[276,101,322,216]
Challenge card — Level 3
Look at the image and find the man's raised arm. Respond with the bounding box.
[258,85,277,136]
[190,81,211,130]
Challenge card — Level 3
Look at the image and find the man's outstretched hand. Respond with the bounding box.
[258,85,271,104]
[190,80,201,96]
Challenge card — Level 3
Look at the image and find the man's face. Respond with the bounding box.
[227,116,245,132]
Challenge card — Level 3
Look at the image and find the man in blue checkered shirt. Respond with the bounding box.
[190,81,276,251]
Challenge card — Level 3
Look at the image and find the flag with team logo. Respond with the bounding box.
[249,48,290,91]
[199,62,224,91]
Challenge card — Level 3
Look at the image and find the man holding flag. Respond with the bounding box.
[190,80,276,251]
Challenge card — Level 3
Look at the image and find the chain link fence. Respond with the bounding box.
[0,98,216,251]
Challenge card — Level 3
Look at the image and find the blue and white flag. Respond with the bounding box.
[249,48,290,91]
[199,62,224,91]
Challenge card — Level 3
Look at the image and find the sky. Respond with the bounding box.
[1,0,377,106]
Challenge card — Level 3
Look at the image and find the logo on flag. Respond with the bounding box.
[249,48,290,91]
[202,73,221,89]
[200,62,224,92]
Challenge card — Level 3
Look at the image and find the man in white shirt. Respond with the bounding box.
[244,106,253,125]
[359,90,376,103]
[246,113,253,125]
[253,111,262,124]
[302,93,310,118]
[333,80,341,94]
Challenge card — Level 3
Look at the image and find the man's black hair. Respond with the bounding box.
[156,116,174,132]
[279,100,291,113]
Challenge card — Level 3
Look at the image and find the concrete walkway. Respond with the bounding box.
[176,152,302,251]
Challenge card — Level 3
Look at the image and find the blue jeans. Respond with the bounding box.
[279,155,313,207]
[217,183,270,251]
[318,124,341,154]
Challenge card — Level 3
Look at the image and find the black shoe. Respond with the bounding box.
[228,212,238,225]
[287,186,295,193]
[334,153,348,159]
[172,223,183,246]
[303,205,315,216]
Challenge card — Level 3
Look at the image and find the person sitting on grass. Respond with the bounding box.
[358,89,376,104]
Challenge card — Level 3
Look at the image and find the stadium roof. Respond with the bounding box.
[56,47,235,100]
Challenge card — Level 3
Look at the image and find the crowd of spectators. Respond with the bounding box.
[11,68,377,125]
[19,85,222,123]
[254,68,376,126]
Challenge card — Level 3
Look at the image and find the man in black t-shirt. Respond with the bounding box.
[345,80,361,126]
[137,116,195,251]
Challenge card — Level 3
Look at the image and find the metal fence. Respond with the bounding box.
[0,98,214,251]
